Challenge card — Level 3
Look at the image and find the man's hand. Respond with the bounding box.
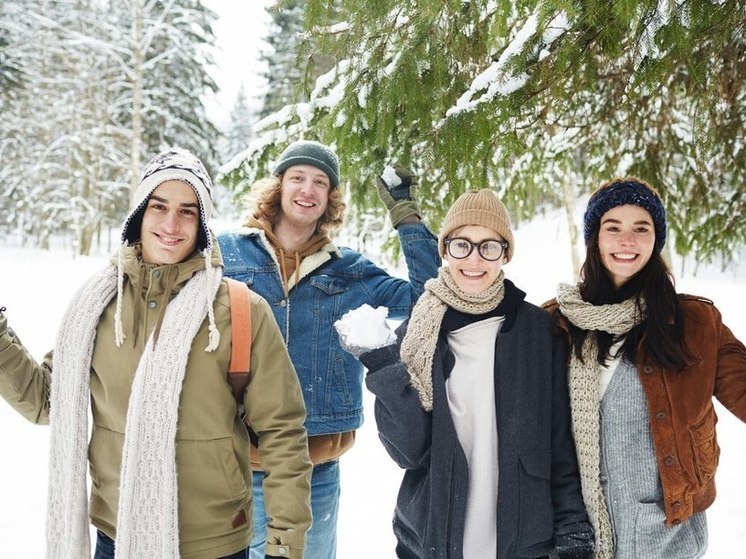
[376,164,421,227]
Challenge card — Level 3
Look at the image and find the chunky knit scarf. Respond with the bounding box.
[47,263,223,559]
[400,267,505,411]
[555,283,646,559]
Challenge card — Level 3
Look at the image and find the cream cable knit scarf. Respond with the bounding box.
[47,263,223,559]
[400,267,505,411]
[555,283,646,559]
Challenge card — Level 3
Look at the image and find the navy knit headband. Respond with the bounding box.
[583,178,667,252]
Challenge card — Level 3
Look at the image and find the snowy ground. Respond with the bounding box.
[1,208,744,557]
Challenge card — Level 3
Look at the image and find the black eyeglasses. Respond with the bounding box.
[445,237,508,261]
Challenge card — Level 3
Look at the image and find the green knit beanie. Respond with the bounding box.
[272,140,340,187]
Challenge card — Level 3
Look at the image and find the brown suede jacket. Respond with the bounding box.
[548,295,746,526]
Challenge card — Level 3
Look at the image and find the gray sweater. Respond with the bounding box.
[599,358,708,558]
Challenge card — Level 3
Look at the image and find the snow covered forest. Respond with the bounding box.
[1,0,746,556]
[2,0,745,270]
[1,0,222,255]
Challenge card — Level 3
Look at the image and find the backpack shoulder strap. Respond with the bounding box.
[225,277,252,403]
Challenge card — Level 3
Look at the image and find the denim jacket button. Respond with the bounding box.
[279,299,287,307]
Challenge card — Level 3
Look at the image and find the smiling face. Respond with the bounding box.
[140,180,200,265]
[597,204,656,288]
[444,225,505,294]
[277,164,331,235]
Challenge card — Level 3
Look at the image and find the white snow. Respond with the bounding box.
[334,304,396,352]
[445,10,540,120]
[380,165,403,188]
[1,207,745,557]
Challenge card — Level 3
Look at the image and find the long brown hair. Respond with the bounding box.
[566,230,689,369]
[245,174,346,236]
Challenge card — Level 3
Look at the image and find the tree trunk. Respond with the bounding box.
[129,1,144,204]
[560,177,582,280]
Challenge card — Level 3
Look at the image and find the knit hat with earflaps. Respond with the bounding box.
[271,139,340,187]
[438,189,515,263]
[115,147,220,350]
[122,147,214,254]
[583,177,667,252]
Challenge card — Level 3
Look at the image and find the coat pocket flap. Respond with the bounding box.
[519,451,551,480]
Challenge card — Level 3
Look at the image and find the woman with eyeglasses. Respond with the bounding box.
[336,189,594,559]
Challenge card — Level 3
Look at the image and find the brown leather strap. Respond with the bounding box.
[225,278,252,402]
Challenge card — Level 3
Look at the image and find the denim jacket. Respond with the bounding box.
[217,222,440,435]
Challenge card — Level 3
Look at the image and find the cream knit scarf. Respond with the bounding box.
[555,283,646,559]
[47,262,223,559]
[400,267,505,411]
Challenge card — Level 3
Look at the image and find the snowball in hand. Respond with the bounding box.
[380,165,403,187]
[334,304,396,352]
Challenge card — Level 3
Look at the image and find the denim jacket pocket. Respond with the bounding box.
[310,274,350,296]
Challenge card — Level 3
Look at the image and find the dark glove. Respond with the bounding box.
[555,526,595,559]
[376,164,421,227]
[359,343,401,373]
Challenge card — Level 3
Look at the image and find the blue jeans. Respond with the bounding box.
[94,530,249,559]
[250,460,340,559]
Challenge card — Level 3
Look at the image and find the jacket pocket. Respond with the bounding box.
[688,406,720,485]
[310,274,350,296]
[634,502,707,558]
[517,451,554,549]
[177,437,250,541]
[89,427,124,529]
[395,468,431,550]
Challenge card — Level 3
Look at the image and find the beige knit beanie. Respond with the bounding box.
[438,189,515,262]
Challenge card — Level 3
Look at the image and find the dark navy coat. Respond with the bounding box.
[362,282,592,559]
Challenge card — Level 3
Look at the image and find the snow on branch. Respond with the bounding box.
[441,11,569,124]
[633,0,685,71]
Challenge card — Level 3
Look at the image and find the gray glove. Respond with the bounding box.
[376,164,421,227]
[0,307,7,335]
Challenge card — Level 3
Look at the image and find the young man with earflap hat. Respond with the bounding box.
[0,147,312,559]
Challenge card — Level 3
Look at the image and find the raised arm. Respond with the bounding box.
[0,308,52,424]
[372,164,440,315]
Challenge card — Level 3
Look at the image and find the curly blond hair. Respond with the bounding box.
[245,175,346,236]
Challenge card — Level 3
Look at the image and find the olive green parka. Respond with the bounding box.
[0,245,312,559]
